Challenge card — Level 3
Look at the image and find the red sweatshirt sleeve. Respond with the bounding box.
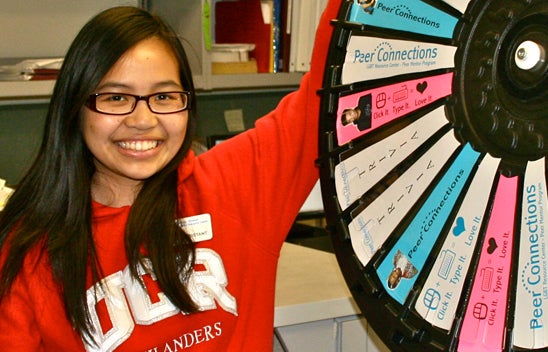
[187,0,338,252]
[0,248,84,351]
[0,277,41,351]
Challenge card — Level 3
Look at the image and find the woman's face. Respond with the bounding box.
[82,37,188,191]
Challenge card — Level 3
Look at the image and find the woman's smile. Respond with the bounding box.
[117,139,162,152]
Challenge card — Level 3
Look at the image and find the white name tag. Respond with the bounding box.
[176,214,213,243]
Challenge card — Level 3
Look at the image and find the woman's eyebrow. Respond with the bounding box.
[94,80,183,92]
[94,82,132,91]
[151,80,184,90]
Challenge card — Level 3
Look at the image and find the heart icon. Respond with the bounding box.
[416,81,428,93]
[487,238,498,254]
[452,217,466,236]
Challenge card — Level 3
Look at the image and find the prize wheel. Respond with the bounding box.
[317,0,547,351]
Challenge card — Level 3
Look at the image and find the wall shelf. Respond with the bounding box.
[0,81,54,106]
[0,71,303,106]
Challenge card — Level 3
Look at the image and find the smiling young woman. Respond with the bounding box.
[0,1,340,351]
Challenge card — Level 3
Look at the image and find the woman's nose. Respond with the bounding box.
[123,100,158,129]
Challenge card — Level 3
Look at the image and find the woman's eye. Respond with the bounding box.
[108,94,127,102]
[96,94,131,105]
[156,93,173,101]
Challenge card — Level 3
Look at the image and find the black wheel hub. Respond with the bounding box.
[448,0,548,175]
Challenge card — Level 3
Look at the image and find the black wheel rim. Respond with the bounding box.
[318,0,548,351]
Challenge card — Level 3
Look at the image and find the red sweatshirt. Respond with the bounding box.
[0,1,339,350]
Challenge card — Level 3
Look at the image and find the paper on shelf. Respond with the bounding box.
[0,58,63,81]
[210,44,256,62]
[0,179,14,211]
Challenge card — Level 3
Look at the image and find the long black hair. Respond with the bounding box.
[0,6,198,343]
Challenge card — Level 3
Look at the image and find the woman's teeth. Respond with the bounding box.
[118,140,159,151]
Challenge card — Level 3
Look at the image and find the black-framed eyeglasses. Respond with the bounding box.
[86,91,191,115]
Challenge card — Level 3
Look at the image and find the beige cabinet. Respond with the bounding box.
[274,243,390,352]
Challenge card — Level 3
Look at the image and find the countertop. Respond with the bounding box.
[274,242,361,327]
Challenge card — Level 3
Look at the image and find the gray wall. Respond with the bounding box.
[0,103,47,185]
